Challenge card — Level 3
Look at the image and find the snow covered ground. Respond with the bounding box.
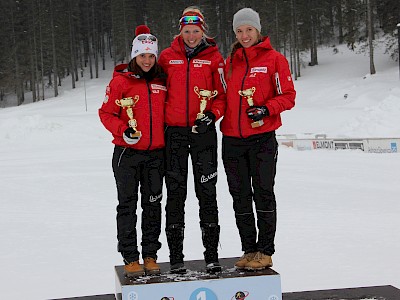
[1,44,399,300]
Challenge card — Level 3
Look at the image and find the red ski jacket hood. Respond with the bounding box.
[99,64,166,150]
[158,36,226,127]
[221,37,296,138]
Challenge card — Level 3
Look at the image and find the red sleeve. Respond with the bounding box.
[265,54,296,116]
[98,78,129,137]
[210,53,227,121]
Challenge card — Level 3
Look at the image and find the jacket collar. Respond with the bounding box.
[234,36,273,61]
[112,63,145,79]
[171,35,217,58]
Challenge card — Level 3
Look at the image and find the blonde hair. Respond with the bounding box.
[182,6,204,18]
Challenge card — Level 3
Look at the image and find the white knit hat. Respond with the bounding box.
[130,25,158,60]
[232,8,261,33]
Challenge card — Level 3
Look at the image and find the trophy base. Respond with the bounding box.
[131,131,142,138]
[251,120,264,128]
[123,130,142,145]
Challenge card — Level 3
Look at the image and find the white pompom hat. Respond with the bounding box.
[130,25,158,60]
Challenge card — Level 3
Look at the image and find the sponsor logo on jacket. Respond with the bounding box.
[151,84,167,93]
[193,59,211,65]
[103,86,111,103]
[193,59,212,68]
[169,59,184,64]
[250,67,268,73]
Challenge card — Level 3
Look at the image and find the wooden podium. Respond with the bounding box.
[115,257,281,300]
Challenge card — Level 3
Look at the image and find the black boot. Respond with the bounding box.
[166,224,186,274]
[201,223,221,273]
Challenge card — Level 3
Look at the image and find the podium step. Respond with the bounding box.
[116,256,278,284]
[51,256,400,300]
[115,257,281,299]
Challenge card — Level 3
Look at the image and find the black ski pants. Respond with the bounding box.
[222,131,278,256]
[164,126,219,228]
[112,146,164,263]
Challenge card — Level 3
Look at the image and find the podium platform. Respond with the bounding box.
[115,257,281,300]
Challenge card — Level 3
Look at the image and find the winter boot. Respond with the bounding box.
[245,251,273,270]
[143,257,161,275]
[205,262,222,273]
[123,260,145,278]
[166,224,186,274]
[234,252,257,269]
[201,223,221,273]
[170,262,186,274]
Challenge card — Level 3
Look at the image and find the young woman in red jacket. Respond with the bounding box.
[158,6,226,274]
[99,25,166,278]
[221,8,296,270]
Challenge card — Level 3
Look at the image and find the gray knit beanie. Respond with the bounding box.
[232,8,261,33]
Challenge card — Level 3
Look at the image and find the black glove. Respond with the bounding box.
[123,127,139,145]
[246,105,269,121]
[194,111,216,134]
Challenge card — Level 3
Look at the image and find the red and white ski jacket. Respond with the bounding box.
[158,36,226,127]
[99,64,166,150]
[221,37,296,138]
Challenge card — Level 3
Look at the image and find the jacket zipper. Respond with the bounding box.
[146,81,153,150]
[239,50,249,138]
[186,57,191,127]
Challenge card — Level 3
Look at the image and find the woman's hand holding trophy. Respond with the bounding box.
[192,86,218,134]
[239,87,268,128]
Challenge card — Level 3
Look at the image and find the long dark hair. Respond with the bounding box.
[128,58,164,80]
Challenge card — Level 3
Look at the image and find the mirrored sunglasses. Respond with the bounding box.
[179,15,204,25]
[137,35,157,42]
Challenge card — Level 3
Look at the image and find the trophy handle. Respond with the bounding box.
[211,90,218,98]
[133,95,139,105]
[194,86,200,98]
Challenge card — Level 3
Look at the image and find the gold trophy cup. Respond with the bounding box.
[239,87,263,128]
[192,86,218,133]
[115,96,142,139]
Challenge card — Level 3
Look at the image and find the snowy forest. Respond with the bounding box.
[0,0,399,106]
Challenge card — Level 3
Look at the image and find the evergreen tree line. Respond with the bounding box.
[0,0,398,106]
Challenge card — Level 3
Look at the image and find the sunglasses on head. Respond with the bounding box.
[179,15,204,25]
[137,35,157,42]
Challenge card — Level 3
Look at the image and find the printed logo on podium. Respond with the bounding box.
[190,287,217,300]
[127,291,138,300]
[231,291,249,299]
